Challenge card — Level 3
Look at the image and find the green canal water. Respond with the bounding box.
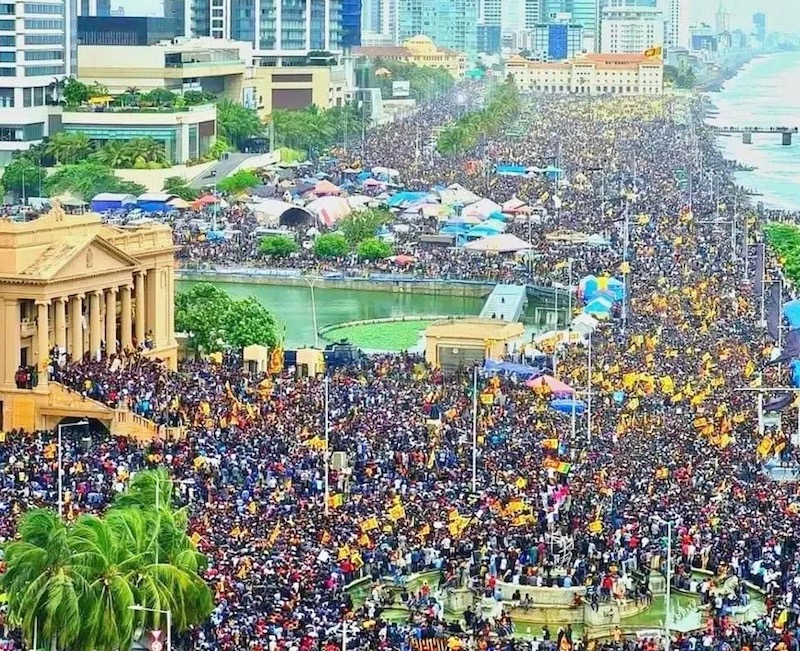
[178,280,561,351]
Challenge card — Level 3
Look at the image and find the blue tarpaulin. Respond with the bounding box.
[496,164,527,176]
[387,191,428,208]
[792,360,800,388]
[584,297,613,316]
[785,300,800,329]
[483,360,543,379]
[550,398,586,414]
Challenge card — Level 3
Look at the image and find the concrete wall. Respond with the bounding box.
[112,162,215,192]
[176,269,494,298]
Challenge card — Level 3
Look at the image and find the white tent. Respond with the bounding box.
[463,197,502,218]
[464,233,533,253]
[306,196,352,227]
[438,183,480,206]
[571,313,599,335]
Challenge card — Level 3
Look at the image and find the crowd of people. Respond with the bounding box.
[1,87,798,651]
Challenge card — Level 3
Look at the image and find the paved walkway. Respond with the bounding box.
[189,153,257,189]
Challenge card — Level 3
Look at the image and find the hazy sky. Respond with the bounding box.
[116,0,797,32]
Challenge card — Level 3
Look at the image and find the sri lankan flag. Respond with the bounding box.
[644,46,663,58]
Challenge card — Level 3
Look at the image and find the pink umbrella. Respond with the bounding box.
[391,254,416,265]
[314,180,341,195]
[525,375,575,395]
[363,178,385,188]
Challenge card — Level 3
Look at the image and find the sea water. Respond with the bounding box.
[707,52,800,211]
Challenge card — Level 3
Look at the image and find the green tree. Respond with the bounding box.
[339,207,391,245]
[87,81,109,99]
[1,156,44,197]
[1,472,213,651]
[123,137,169,168]
[45,162,145,200]
[356,237,393,260]
[92,140,129,168]
[217,169,260,194]
[259,234,298,256]
[224,296,280,348]
[46,131,93,165]
[183,90,216,106]
[162,175,199,201]
[313,232,350,258]
[175,282,233,353]
[62,77,89,106]
[209,135,231,160]
[142,88,176,107]
[217,99,264,149]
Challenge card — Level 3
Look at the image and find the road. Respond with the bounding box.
[188,153,257,189]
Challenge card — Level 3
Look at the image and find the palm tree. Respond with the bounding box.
[46,131,92,165]
[122,137,169,167]
[92,140,129,168]
[217,98,264,149]
[121,86,140,107]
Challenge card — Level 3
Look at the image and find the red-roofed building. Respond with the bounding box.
[354,35,467,79]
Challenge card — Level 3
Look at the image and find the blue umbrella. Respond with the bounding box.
[550,398,586,414]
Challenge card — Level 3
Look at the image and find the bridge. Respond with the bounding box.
[479,284,527,322]
[713,126,798,145]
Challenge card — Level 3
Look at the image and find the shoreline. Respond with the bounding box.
[176,268,567,302]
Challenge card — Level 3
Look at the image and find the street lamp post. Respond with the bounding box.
[665,520,673,651]
[471,365,478,494]
[586,331,593,445]
[324,374,331,516]
[301,276,324,347]
[57,419,88,519]
[130,605,172,651]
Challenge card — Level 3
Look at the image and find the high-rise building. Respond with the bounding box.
[523,0,541,29]
[532,22,583,59]
[397,0,478,54]
[714,1,729,35]
[753,12,765,45]
[543,0,599,52]
[600,4,663,54]
[659,0,687,48]
[77,0,111,15]
[0,0,77,164]
[182,0,343,57]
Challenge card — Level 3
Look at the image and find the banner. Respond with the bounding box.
[754,243,765,299]
[767,281,781,342]
[392,81,410,98]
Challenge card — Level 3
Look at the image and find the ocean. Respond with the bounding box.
[707,52,800,211]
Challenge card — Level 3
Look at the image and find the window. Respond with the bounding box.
[0,19,13,30]
[0,67,13,76]
[24,33,62,44]
[24,49,61,60]
[0,51,13,62]
[0,122,45,141]
[0,87,13,107]
[24,3,63,13]
[24,64,64,76]
[24,18,63,29]
[0,35,13,45]
[0,4,13,15]
[23,87,31,106]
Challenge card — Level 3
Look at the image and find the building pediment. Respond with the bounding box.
[20,233,140,281]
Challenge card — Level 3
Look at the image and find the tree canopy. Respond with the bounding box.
[436,79,521,155]
[217,99,264,149]
[664,65,696,89]
[313,232,350,258]
[176,282,280,352]
[0,469,213,651]
[269,103,369,154]
[1,157,44,197]
[162,175,199,201]
[44,162,146,200]
[217,169,260,194]
[766,222,800,284]
[339,208,391,245]
[366,60,455,101]
[259,234,298,256]
[356,236,393,260]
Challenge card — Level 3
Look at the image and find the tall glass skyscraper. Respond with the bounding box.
[398,0,478,53]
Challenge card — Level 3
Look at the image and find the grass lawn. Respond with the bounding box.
[324,320,433,351]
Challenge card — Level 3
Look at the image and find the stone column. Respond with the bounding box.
[70,294,84,361]
[134,272,146,347]
[120,284,133,351]
[36,300,50,389]
[89,291,101,360]
[105,288,118,355]
[3,298,20,387]
[54,297,67,351]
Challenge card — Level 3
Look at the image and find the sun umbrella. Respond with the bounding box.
[550,398,586,415]
[526,375,575,395]
[194,194,218,206]
[391,254,416,265]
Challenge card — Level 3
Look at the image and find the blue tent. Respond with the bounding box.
[550,398,586,415]
[580,275,599,300]
[785,300,800,329]
[466,221,505,239]
[387,191,428,208]
[136,192,178,213]
[496,164,527,176]
[91,192,136,212]
[584,296,613,316]
[606,277,626,301]
[792,360,800,388]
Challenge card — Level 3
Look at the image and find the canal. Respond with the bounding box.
[177,280,561,350]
